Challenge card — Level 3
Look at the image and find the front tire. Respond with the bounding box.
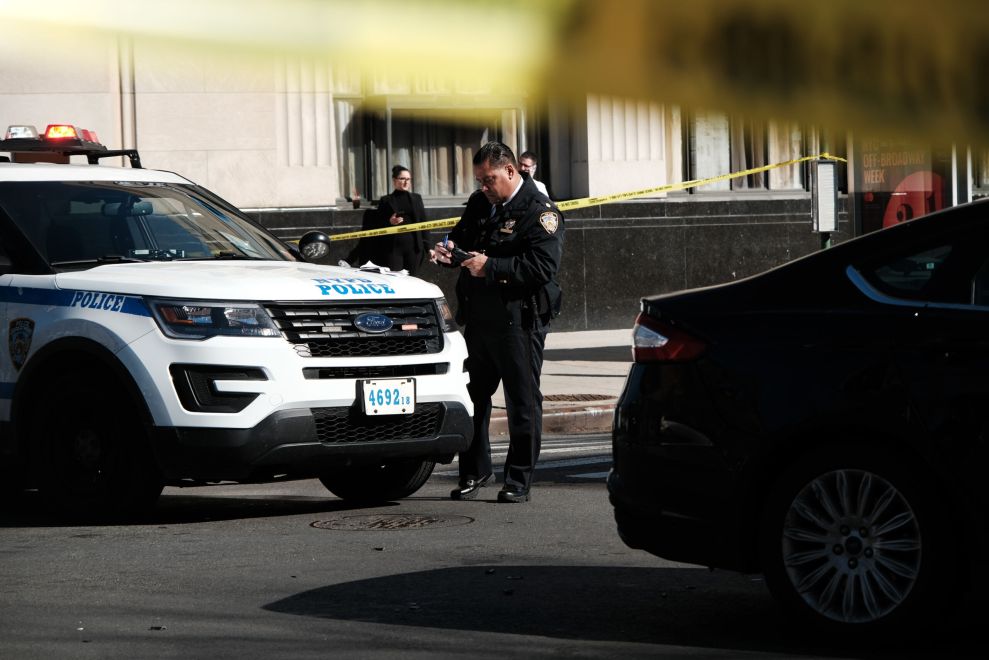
[33,369,163,517]
[760,445,954,635]
[319,459,435,504]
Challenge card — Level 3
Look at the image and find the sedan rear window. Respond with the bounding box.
[861,222,989,307]
[870,244,953,296]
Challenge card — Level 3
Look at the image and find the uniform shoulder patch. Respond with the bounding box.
[539,211,559,234]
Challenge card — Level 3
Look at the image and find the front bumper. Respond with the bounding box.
[152,401,472,483]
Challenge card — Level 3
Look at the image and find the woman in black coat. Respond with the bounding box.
[372,165,429,275]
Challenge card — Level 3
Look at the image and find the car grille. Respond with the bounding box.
[312,403,443,444]
[303,364,448,379]
[264,301,442,358]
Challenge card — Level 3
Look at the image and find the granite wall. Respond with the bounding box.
[250,196,851,332]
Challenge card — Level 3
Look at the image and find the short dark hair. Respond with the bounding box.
[519,151,538,164]
[391,165,410,178]
[473,142,517,169]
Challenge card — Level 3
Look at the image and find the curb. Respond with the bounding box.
[489,403,615,436]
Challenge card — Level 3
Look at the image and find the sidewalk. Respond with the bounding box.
[488,328,631,436]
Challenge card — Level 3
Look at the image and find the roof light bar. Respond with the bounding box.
[1,122,142,168]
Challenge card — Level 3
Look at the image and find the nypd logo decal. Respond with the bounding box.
[8,318,34,371]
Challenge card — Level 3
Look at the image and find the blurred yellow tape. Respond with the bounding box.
[328,152,846,242]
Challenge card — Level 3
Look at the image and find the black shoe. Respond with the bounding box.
[450,474,492,500]
[497,487,530,503]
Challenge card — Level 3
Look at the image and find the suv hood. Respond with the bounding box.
[54,261,443,301]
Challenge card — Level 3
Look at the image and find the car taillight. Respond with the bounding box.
[632,312,706,362]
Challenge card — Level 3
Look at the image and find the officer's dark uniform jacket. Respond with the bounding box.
[447,177,564,327]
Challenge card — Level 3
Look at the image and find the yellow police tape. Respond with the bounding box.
[327,152,846,242]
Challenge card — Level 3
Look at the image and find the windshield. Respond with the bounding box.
[0,181,296,269]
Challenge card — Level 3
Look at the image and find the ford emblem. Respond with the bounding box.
[353,313,394,334]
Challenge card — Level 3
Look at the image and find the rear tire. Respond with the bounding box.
[319,459,435,504]
[33,369,163,517]
[760,445,955,637]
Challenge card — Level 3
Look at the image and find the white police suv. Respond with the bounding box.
[0,124,472,514]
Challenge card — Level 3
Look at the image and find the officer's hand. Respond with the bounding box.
[431,240,454,265]
[389,213,403,226]
[463,253,487,277]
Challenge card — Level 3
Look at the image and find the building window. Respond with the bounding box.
[687,111,731,192]
[687,112,813,192]
[336,104,522,201]
[974,148,989,200]
[730,117,767,189]
[767,121,806,190]
[332,67,527,201]
[334,99,367,204]
[371,108,513,199]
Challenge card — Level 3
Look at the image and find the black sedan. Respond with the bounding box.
[609,198,989,634]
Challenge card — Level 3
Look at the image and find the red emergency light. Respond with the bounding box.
[44,124,80,140]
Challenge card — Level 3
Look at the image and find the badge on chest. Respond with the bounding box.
[499,219,516,234]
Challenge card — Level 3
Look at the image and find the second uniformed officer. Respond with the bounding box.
[431,141,564,503]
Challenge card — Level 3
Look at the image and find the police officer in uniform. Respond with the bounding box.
[431,141,564,503]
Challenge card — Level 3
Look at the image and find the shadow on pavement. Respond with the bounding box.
[0,489,391,528]
[0,466,609,527]
[263,564,980,657]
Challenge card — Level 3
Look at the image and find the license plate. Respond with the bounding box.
[362,378,415,415]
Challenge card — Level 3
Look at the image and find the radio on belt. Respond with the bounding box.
[0,120,472,516]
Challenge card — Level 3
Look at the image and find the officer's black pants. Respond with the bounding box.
[461,320,547,492]
[384,245,420,276]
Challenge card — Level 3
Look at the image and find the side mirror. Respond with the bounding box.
[298,231,331,262]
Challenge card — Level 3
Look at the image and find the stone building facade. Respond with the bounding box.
[3,38,982,329]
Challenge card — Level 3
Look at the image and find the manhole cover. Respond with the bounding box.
[311,514,474,531]
[544,393,612,402]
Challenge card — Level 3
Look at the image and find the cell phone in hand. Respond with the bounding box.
[449,247,473,265]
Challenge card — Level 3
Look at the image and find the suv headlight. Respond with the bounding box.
[434,297,458,332]
[148,299,280,340]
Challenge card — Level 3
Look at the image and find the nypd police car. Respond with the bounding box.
[0,124,472,513]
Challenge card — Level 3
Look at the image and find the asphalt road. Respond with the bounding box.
[0,434,982,659]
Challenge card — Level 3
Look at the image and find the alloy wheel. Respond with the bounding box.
[781,468,922,624]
